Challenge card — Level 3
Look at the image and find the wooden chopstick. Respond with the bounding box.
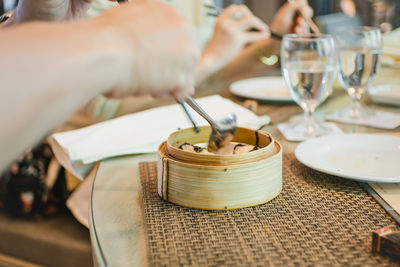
[297,7,320,34]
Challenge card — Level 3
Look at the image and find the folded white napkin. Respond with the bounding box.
[325,110,400,130]
[277,122,343,142]
[50,95,270,179]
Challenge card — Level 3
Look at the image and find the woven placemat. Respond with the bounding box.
[139,154,399,266]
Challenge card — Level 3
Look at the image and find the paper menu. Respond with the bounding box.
[369,183,400,211]
[366,183,400,224]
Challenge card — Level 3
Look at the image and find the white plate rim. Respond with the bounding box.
[369,84,400,95]
[295,134,400,183]
[229,76,293,103]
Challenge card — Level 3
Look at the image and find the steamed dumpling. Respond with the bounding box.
[179,142,258,155]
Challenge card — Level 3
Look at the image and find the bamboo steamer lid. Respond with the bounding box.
[158,126,282,210]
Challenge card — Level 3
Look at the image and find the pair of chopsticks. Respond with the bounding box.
[177,99,200,133]
[204,2,320,37]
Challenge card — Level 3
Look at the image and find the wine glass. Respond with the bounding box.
[281,34,337,139]
[334,27,382,119]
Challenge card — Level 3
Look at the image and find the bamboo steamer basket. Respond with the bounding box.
[157,126,282,210]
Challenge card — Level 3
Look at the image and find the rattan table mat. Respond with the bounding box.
[139,154,400,266]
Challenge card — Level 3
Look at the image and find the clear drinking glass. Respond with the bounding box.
[334,27,382,119]
[281,34,337,139]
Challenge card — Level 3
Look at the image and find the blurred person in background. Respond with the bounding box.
[352,0,400,30]
[0,0,17,14]
[308,0,399,32]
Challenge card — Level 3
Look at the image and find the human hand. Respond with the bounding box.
[197,4,269,83]
[97,0,199,99]
[12,0,93,23]
[270,0,313,36]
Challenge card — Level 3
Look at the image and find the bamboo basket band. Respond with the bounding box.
[140,154,400,266]
[158,141,282,206]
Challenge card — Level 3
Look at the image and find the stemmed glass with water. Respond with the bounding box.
[334,27,382,119]
[281,34,337,139]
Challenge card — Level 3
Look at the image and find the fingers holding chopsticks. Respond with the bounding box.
[288,0,319,34]
[294,16,310,35]
[202,4,269,62]
[270,0,315,36]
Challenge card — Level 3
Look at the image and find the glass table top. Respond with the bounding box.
[90,67,400,266]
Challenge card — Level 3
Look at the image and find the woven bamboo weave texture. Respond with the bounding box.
[139,154,399,266]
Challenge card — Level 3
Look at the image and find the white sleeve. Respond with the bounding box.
[85,95,120,122]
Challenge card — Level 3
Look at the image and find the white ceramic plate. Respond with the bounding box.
[230,76,293,103]
[369,84,400,107]
[295,134,400,183]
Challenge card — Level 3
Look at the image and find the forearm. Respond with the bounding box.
[217,38,281,84]
[0,19,128,171]
[194,38,281,95]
